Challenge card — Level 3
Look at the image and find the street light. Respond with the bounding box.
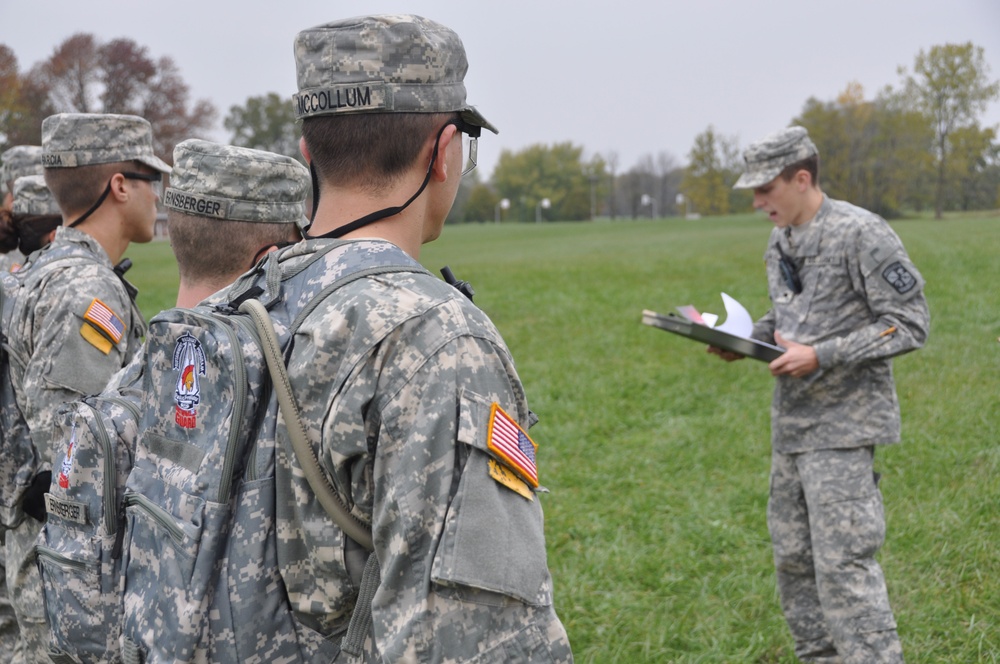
[676,193,693,218]
[535,198,551,223]
[640,194,658,219]
[494,198,510,223]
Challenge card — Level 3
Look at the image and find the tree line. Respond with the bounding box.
[3,37,996,222]
[1,34,216,162]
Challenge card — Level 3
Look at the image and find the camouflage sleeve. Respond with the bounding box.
[752,308,776,344]
[365,331,572,663]
[813,223,930,369]
[17,267,136,461]
[751,241,776,344]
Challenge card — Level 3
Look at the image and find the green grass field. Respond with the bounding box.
[124,211,1000,663]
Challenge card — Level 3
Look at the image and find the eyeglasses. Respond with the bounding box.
[448,116,481,177]
[774,242,802,294]
[122,171,163,197]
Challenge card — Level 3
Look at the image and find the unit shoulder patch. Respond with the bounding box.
[881,261,917,294]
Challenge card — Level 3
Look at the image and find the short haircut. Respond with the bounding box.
[301,112,451,193]
[43,160,137,215]
[167,211,299,285]
[779,154,820,187]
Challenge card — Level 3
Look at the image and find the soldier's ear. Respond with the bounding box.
[299,137,311,164]
[794,169,812,192]
[108,173,130,203]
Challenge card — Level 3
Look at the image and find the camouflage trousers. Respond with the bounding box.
[767,447,904,664]
[0,538,23,660]
[4,517,49,664]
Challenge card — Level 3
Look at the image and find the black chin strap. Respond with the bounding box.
[305,123,445,241]
[68,181,113,228]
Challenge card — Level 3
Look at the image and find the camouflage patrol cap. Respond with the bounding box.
[41,113,171,173]
[293,14,498,134]
[2,146,44,187]
[733,126,818,189]
[11,175,60,217]
[163,139,310,224]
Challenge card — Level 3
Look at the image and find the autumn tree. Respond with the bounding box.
[0,45,55,150]
[795,82,934,217]
[899,42,1000,218]
[224,92,301,162]
[24,33,216,162]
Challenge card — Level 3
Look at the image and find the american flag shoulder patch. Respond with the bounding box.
[486,403,538,488]
[83,298,126,344]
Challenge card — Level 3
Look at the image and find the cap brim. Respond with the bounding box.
[460,106,498,135]
[733,167,780,190]
[137,154,173,174]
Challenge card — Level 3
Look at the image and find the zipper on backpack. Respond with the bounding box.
[110,501,128,560]
[123,493,185,545]
[36,545,99,573]
[80,401,120,539]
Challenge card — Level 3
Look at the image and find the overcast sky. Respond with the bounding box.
[3,0,999,177]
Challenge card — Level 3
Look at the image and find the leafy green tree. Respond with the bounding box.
[681,126,742,216]
[945,123,1000,211]
[462,183,500,223]
[491,142,599,221]
[224,92,302,162]
[899,42,1000,218]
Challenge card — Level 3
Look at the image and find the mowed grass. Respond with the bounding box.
[123,211,1000,663]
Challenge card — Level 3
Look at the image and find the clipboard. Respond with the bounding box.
[641,309,785,362]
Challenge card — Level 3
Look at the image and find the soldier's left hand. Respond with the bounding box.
[770,332,819,378]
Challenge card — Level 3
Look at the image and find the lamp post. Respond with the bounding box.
[641,194,658,219]
[535,198,551,223]
[676,193,692,218]
[494,198,510,223]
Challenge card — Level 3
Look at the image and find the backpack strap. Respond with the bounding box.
[340,550,381,657]
[241,296,375,550]
[237,261,422,550]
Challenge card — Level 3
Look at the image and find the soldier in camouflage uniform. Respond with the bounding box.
[163,138,308,308]
[0,147,46,664]
[713,126,929,663]
[225,14,573,661]
[3,113,169,663]
[1,146,45,273]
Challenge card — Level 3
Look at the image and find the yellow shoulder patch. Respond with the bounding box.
[488,458,534,501]
[80,323,113,354]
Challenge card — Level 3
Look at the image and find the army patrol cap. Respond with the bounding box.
[41,113,172,173]
[2,146,45,188]
[164,139,310,224]
[10,175,60,217]
[733,126,818,189]
[293,14,498,134]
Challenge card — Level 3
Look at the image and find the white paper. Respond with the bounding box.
[713,292,754,338]
[676,293,755,339]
